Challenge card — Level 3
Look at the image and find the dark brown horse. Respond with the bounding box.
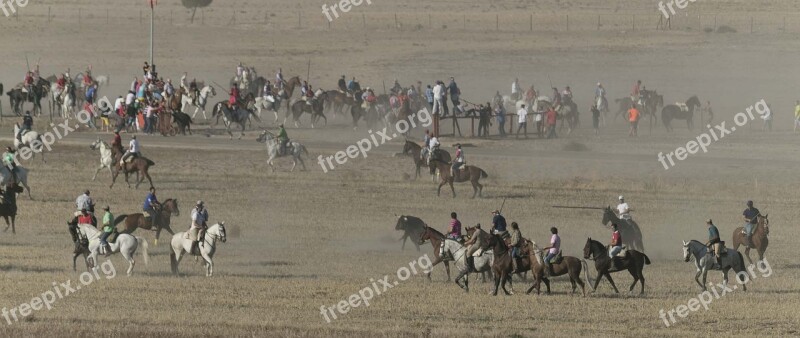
[430,159,487,198]
[114,198,180,245]
[323,90,351,117]
[732,214,769,265]
[583,238,650,294]
[525,240,589,296]
[481,233,532,296]
[167,87,186,113]
[0,183,23,234]
[110,152,155,189]
[417,225,453,281]
[601,207,644,252]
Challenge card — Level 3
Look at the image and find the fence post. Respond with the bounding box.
[394,13,398,29]
[496,14,499,31]
[201,9,204,25]
[529,14,532,31]
[48,6,51,23]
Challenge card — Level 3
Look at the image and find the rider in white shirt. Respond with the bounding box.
[616,195,632,220]
[427,136,440,164]
[120,135,140,165]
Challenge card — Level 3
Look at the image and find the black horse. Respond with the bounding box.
[583,238,650,294]
[0,183,23,234]
[662,95,701,132]
[8,79,48,116]
[172,111,193,135]
[601,207,645,252]
[212,101,260,139]
[290,93,327,128]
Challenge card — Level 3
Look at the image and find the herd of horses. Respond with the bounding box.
[394,208,770,297]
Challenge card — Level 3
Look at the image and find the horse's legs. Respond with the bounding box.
[437,181,445,197]
[202,253,214,277]
[500,273,511,295]
[604,273,620,293]
[2,216,9,232]
[694,269,704,290]
[744,247,753,265]
[92,165,106,181]
[10,216,15,235]
[144,170,154,189]
[449,181,456,198]
[542,277,551,294]
[444,261,451,281]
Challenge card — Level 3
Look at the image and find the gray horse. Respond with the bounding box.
[212,101,260,139]
[682,240,748,291]
[256,130,308,172]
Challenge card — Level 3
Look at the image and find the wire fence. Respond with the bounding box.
[4,7,800,34]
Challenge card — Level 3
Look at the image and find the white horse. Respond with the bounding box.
[0,166,31,199]
[13,124,45,163]
[77,223,149,276]
[89,138,114,181]
[170,222,227,277]
[94,75,110,87]
[253,95,282,124]
[682,240,748,291]
[441,239,494,293]
[256,130,308,172]
[61,82,75,119]
[181,85,216,120]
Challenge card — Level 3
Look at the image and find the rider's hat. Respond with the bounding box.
[103,205,110,211]
[618,195,624,201]
[85,190,90,195]
[196,200,204,206]
[706,219,713,224]
[74,211,82,217]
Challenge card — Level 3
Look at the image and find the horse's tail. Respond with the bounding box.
[136,236,149,265]
[146,158,156,166]
[113,214,128,226]
[480,169,488,179]
[642,253,651,265]
[581,259,595,291]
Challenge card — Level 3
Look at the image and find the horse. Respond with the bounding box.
[110,151,155,189]
[77,223,149,276]
[481,233,521,296]
[662,95,701,131]
[182,85,216,120]
[13,123,46,163]
[427,148,452,180]
[113,198,180,246]
[442,237,495,292]
[170,222,227,277]
[61,81,76,118]
[0,166,32,199]
[212,101,260,139]
[682,240,748,291]
[253,95,284,124]
[0,184,22,234]
[401,140,430,180]
[280,76,302,111]
[323,90,351,118]
[289,96,327,128]
[172,111,193,135]
[583,238,650,294]
[732,214,769,265]
[525,240,589,296]
[167,87,186,113]
[557,98,579,135]
[256,130,308,172]
[417,225,452,281]
[395,215,424,252]
[601,206,645,252]
[89,138,117,181]
[430,159,487,198]
[7,79,48,116]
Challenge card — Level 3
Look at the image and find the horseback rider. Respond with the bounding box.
[347,77,357,93]
[420,129,431,162]
[23,71,34,95]
[631,80,642,104]
[143,187,161,228]
[278,124,289,156]
[742,200,760,247]
[551,87,562,111]
[18,111,33,142]
[228,85,240,111]
[305,84,315,105]
[508,222,524,273]
[561,86,573,104]
[338,75,347,93]
[595,82,606,110]
[275,68,285,90]
[100,205,114,256]
[490,210,507,236]
[705,219,722,266]
[111,131,122,155]
[263,80,274,102]
[391,79,402,95]
[463,224,488,269]
[451,144,465,177]
[164,78,174,98]
[189,78,199,105]
[446,212,462,241]
[616,195,632,221]
[300,80,309,97]
[2,147,17,184]
[511,78,520,101]
[186,200,209,252]
[427,133,439,165]
[541,226,560,277]
[608,223,623,258]
[120,135,139,165]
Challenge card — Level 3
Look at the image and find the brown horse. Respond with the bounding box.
[323,90,351,118]
[110,152,155,189]
[401,140,428,180]
[732,214,769,264]
[524,240,589,296]
[417,225,453,281]
[114,198,180,245]
[481,233,532,296]
[167,87,186,113]
[430,159,487,198]
[274,76,301,112]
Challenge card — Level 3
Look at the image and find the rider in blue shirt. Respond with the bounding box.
[143,187,161,227]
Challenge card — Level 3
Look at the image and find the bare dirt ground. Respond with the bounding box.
[0,0,798,337]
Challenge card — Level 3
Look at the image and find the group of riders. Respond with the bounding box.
[66,187,212,256]
[419,129,466,177]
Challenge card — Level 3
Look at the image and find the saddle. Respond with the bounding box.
[675,102,689,112]
[548,250,563,264]
[610,246,628,258]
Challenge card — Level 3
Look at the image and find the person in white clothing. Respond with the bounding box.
[511,78,521,101]
[616,196,632,221]
[516,104,528,138]
[432,81,444,115]
[120,135,140,165]
[427,135,440,164]
[186,200,209,251]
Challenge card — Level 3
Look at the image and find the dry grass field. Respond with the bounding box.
[0,0,798,337]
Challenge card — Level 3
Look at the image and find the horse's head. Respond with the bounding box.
[583,237,595,259]
[210,222,227,243]
[164,199,180,217]
[601,206,615,226]
[687,96,701,109]
[256,130,270,143]
[209,86,217,97]
[758,214,770,235]
[89,138,102,150]
[682,240,691,262]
